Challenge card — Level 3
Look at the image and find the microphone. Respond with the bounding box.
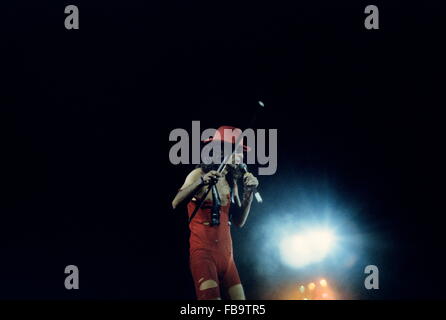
[239,163,263,203]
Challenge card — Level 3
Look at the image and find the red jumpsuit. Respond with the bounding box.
[187,194,241,300]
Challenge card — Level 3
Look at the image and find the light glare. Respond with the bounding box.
[279,228,336,268]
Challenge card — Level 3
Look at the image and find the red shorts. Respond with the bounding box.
[187,197,241,300]
[190,248,241,300]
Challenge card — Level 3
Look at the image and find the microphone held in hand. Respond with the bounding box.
[238,163,263,203]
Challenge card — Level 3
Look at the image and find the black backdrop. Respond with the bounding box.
[1,1,444,299]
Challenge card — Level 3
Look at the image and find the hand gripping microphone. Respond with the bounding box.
[239,163,263,203]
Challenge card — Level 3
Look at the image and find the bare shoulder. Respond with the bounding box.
[186,167,204,180]
[181,167,204,189]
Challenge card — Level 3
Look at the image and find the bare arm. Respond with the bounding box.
[231,173,258,228]
[171,168,223,209]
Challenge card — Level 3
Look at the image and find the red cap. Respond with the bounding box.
[203,126,251,151]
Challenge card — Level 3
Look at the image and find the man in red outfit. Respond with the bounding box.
[172,126,259,300]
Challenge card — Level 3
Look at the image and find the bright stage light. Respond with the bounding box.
[279,228,336,268]
[320,279,328,287]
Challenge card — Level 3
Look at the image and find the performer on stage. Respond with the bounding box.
[172,126,259,300]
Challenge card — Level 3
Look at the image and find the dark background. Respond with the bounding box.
[1,1,444,299]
